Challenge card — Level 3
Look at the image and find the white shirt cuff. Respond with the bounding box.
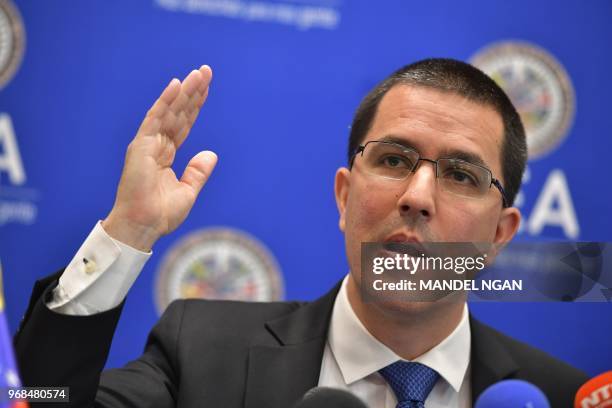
[47,221,152,315]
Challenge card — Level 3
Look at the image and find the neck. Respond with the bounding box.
[346,274,465,361]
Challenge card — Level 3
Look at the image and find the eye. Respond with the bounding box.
[380,155,411,168]
[446,169,479,186]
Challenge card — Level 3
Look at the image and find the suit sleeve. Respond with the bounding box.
[14,272,185,408]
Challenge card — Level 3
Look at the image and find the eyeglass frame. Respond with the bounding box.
[349,140,509,208]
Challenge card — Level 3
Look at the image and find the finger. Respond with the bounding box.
[198,65,212,93]
[162,70,206,145]
[169,70,203,115]
[137,78,181,136]
[196,66,212,109]
[178,66,211,118]
[179,151,218,197]
[175,87,209,144]
[147,78,181,119]
[160,78,182,105]
[138,67,211,148]
[168,68,212,147]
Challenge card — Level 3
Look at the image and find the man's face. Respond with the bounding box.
[335,85,521,304]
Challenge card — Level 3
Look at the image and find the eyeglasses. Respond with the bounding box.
[350,140,509,207]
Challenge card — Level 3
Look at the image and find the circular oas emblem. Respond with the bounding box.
[154,228,284,315]
[471,41,575,159]
[0,0,25,89]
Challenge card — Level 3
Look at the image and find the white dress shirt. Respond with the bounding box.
[48,222,472,407]
[318,276,472,407]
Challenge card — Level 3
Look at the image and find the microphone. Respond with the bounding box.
[291,387,368,408]
[574,371,612,408]
[475,379,550,408]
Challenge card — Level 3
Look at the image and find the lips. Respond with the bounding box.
[382,233,427,257]
[384,233,421,244]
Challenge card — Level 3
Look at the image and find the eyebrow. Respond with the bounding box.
[375,135,489,168]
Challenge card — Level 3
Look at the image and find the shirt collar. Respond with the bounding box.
[328,275,471,392]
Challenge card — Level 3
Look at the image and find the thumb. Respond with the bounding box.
[180,150,218,196]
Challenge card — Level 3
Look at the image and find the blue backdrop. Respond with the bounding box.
[1,0,611,378]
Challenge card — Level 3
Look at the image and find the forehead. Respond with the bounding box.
[364,85,504,176]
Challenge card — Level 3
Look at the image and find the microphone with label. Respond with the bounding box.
[475,379,550,408]
[574,371,612,408]
[291,387,368,408]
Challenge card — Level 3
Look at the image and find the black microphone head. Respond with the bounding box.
[292,387,368,408]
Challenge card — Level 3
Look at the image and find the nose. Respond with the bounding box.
[396,160,437,219]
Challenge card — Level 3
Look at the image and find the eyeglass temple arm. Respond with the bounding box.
[492,178,509,208]
[349,145,366,167]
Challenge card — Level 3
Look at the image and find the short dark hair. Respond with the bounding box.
[348,58,527,207]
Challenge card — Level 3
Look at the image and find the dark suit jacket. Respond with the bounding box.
[15,272,588,407]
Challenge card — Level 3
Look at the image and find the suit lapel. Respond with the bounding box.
[245,289,518,407]
[469,316,520,404]
[244,281,342,408]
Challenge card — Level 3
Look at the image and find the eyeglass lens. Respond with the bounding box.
[360,142,492,199]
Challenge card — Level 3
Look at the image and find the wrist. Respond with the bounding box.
[101,216,160,252]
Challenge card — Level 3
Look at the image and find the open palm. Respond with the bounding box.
[103,66,217,251]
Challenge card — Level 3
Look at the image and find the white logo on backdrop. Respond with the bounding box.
[471,41,575,160]
[515,166,579,239]
[472,41,579,238]
[0,114,38,226]
[155,0,341,30]
[0,1,38,227]
[0,0,25,90]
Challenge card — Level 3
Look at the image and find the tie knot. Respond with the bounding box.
[379,361,440,406]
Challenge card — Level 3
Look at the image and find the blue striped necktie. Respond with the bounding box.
[379,361,440,408]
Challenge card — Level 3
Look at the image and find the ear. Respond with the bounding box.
[494,207,521,246]
[334,167,351,232]
[483,207,521,265]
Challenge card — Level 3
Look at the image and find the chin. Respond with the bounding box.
[371,299,453,322]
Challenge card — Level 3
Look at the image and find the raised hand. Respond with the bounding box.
[102,66,217,251]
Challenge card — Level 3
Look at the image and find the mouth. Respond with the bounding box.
[382,233,427,257]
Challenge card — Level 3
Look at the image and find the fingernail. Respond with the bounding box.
[204,151,218,164]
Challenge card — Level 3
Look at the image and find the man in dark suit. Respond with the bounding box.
[15,59,587,407]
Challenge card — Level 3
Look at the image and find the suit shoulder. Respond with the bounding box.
[180,297,304,314]
[475,320,588,387]
[162,298,305,334]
